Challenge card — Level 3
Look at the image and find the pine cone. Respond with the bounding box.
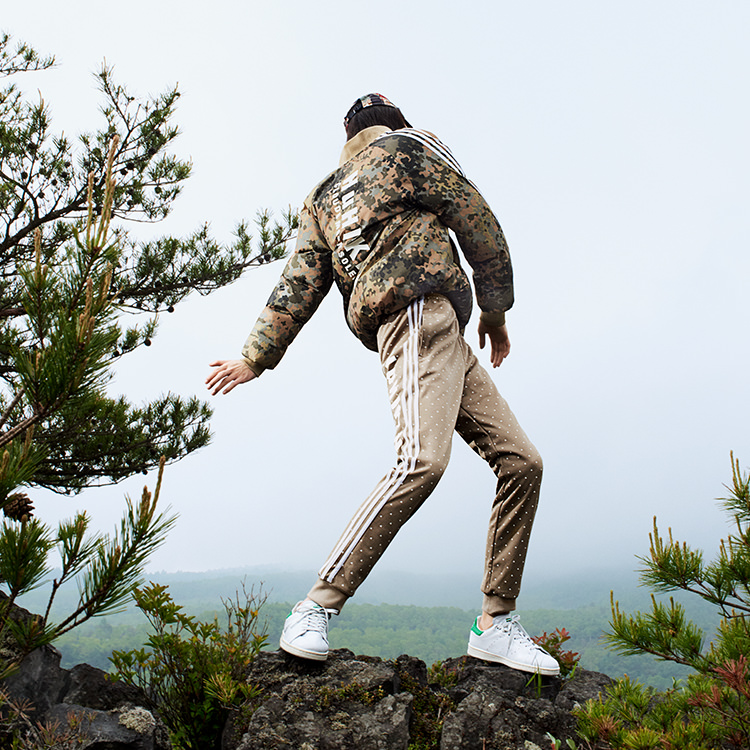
[3,492,34,521]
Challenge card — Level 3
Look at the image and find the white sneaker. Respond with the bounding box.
[467,614,560,676]
[279,600,337,661]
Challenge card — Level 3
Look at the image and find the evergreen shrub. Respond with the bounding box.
[110,581,268,750]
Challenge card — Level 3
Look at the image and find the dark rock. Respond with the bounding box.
[394,653,428,690]
[1,634,168,749]
[236,692,412,750]
[555,667,614,712]
[0,593,38,664]
[442,654,562,702]
[46,703,163,750]
[240,649,400,697]
[2,644,69,718]
[225,649,412,750]
[64,662,145,711]
[438,656,574,750]
[220,649,614,750]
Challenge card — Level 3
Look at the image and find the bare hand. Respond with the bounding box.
[477,322,510,368]
[206,359,257,395]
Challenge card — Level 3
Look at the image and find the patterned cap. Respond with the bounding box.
[343,93,399,128]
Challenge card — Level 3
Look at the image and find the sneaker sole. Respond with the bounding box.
[279,637,329,662]
[467,643,560,676]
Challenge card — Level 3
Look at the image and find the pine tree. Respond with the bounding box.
[0,34,295,673]
[0,32,297,500]
[606,454,750,673]
[575,455,750,749]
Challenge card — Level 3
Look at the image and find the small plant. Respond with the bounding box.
[0,685,93,749]
[546,732,579,749]
[526,669,545,698]
[110,581,268,750]
[427,659,459,689]
[533,627,581,679]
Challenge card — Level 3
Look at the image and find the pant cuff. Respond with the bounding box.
[482,593,517,616]
[307,578,350,613]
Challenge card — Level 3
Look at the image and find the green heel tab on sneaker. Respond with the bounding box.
[470,617,484,636]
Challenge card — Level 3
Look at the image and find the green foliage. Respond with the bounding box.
[315,682,386,711]
[0,33,298,496]
[46,614,148,671]
[110,581,268,750]
[546,733,579,750]
[0,32,55,77]
[427,659,459,689]
[574,674,731,749]
[607,454,750,670]
[0,458,175,677]
[0,31,293,680]
[0,129,177,674]
[576,455,750,749]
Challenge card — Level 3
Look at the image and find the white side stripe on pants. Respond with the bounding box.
[320,298,424,582]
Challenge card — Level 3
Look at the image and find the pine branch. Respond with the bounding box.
[0,388,25,431]
[0,34,55,78]
[51,457,176,636]
[607,592,708,670]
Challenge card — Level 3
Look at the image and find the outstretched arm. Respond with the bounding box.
[477,321,510,368]
[206,359,257,395]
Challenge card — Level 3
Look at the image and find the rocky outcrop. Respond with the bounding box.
[224,649,612,750]
[437,655,611,749]
[224,650,412,750]
[1,632,611,749]
[1,642,170,750]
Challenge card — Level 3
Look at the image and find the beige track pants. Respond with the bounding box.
[308,294,542,616]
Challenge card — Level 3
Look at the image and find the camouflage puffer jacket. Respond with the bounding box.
[242,126,514,375]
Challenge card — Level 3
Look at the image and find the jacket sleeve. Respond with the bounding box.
[404,135,514,326]
[241,204,333,375]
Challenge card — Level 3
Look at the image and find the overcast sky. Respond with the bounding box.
[3,1,749,607]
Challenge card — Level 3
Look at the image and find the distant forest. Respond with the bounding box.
[20,567,717,691]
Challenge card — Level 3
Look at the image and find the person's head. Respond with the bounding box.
[343,93,411,140]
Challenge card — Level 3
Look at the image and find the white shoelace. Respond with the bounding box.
[501,615,545,651]
[299,604,336,634]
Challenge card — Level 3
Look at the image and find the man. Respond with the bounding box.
[206,94,558,676]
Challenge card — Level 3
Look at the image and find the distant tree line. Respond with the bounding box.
[52,599,707,690]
